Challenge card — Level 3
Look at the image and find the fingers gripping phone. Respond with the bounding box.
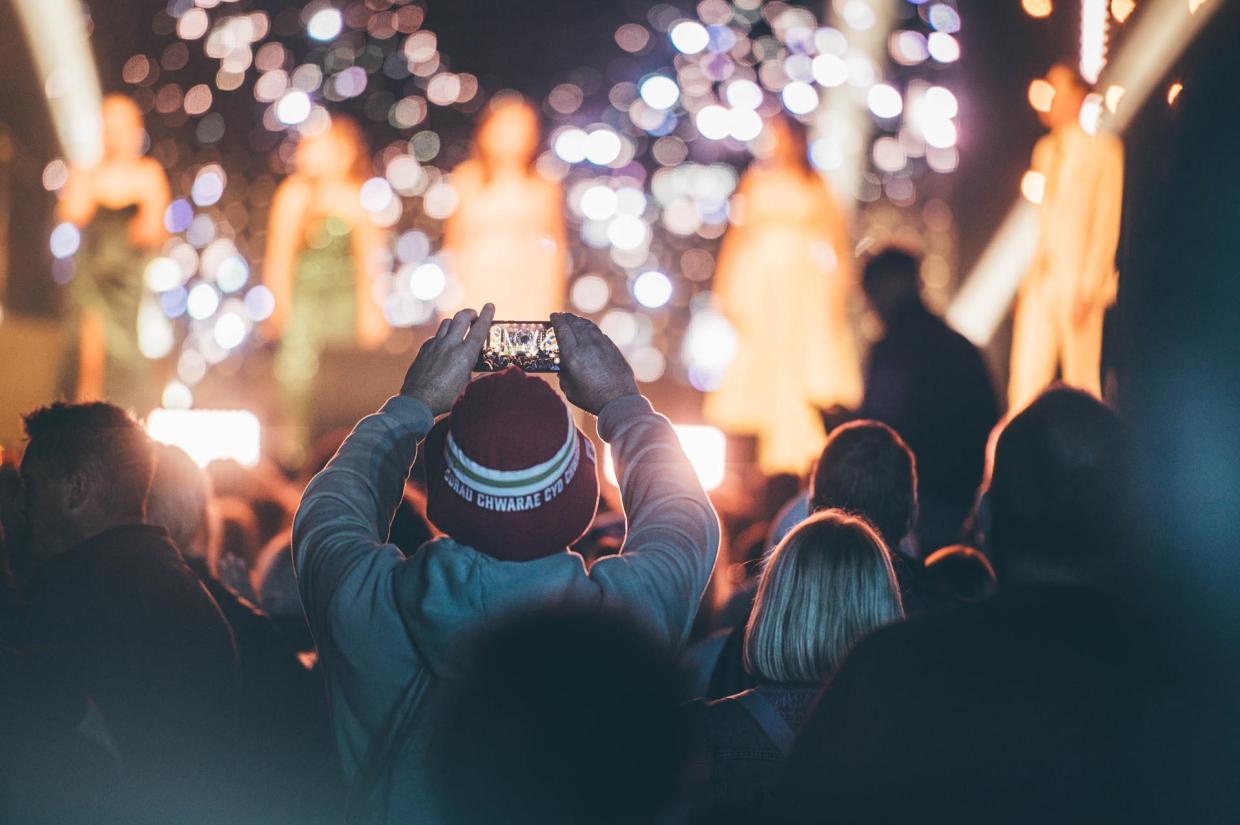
[473,321,561,373]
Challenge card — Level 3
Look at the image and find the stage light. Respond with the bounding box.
[1105,84,1126,113]
[927,32,960,62]
[924,86,959,119]
[191,165,226,207]
[633,270,673,309]
[1022,0,1053,18]
[409,261,446,301]
[1111,0,1136,21]
[213,310,249,350]
[580,185,619,221]
[670,20,710,55]
[695,105,731,140]
[639,75,680,110]
[307,7,343,42]
[1080,0,1110,84]
[781,81,819,115]
[138,298,176,359]
[929,4,961,33]
[584,128,622,165]
[872,137,907,173]
[187,283,221,320]
[359,177,394,212]
[571,274,611,313]
[146,409,261,469]
[607,215,649,251]
[144,257,183,292]
[161,381,193,411]
[49,223,80,259]
[216,256,249,293]
[923,118,958,149]
[867,83,903,119]
[1167,81,1183,104]
[890,31,929,66]
[1028,78,1055,112]
[276,90,312,125]
[728,108,764,142]
[600,309,639,347]
[244,285,276,322]
[603,424,727,491]
[725,79,763,110]
[627,346,666,383]
[1021,170,1046,204]
[553,127,588,163]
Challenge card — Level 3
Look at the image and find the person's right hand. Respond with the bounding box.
[401,305,494,416]
[551,312,639,416]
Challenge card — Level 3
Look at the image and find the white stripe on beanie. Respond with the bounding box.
[444,406,579,499]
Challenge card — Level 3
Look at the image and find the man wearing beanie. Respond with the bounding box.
[292,305,720,822]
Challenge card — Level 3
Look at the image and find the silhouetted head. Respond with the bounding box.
[20,402,155,559]
[147,444,215,562]
[862,246,925,322]
[1041,63,1090,130]
[982,386,1128,586]
[745,510,904,683]
[922,544,997,607]
[811,420,918,550]
[430,608,689,825]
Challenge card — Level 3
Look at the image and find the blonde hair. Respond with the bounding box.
[743,510,904,684]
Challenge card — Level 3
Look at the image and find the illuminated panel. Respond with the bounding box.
[603,424,727,492]
[146,409,261,468]
[1081,0,1110,84]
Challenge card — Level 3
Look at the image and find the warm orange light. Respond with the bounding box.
[1028,78,1055,112]
[1188,0,1208,13]
[1110,0,1136,22]
[1020,170,1046,205]
[1022,0,1053,18]
[1167,81,1183,104]
[1104,84,1126,113]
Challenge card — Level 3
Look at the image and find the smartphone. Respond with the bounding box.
[473,320,561,373]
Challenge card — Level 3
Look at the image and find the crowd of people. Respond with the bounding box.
[2,242,1229,822]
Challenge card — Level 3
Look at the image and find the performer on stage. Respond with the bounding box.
[705,115,861,475]
[264,115,388,446]
[1009,63,1124,412]
[57,94,170,413]
[445,98,566,319]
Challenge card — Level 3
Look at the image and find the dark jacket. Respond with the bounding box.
[686,684,820,824]
[862,304,999,549]
[20,525,240,821]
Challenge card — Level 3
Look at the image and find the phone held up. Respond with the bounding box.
[473,320,561,373]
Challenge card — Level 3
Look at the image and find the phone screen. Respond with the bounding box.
[473,321,560,373]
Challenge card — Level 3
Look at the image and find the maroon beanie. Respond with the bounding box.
[424,367,599,561]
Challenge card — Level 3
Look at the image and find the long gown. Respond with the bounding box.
[449,174,565,319]
[58,205,157,414]
[273,214,358,438]
[704,171,862,475]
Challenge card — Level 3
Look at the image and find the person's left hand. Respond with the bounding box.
[400,304,494,416]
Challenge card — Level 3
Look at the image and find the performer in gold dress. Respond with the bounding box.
[705,115,861,475]
[57,94,170,413]
[445,98,566,319]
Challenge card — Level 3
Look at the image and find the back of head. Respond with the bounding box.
[147,445,213,560]
[22,402,154,521]
[430,608,688,825]
[922,544,997,607]
[745,510,904,683]
[984,386,1128,583]
[862,246,923,320]
[810,420,918,549]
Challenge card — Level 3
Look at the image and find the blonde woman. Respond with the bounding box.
[685,510,904,820]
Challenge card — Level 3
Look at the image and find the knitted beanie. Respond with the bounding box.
[424,367,599,561]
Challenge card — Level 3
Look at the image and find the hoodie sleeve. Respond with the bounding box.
[291,394,434,648]
[587,394,721,648]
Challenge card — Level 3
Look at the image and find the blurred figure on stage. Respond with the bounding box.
[57,94,170,414]
[264,115,388,454]
[445,98,566,319]
[1009,64,1124,413]
[705,114,861,475]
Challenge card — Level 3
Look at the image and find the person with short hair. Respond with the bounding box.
[858,246,999,549]
[685,511,903,823]
[293,305,720,822]
[15,402,240,820]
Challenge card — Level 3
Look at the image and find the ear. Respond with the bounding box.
[66,469,92,513]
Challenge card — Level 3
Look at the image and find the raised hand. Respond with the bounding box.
[400,304,495,416]
[551,311,639,416]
